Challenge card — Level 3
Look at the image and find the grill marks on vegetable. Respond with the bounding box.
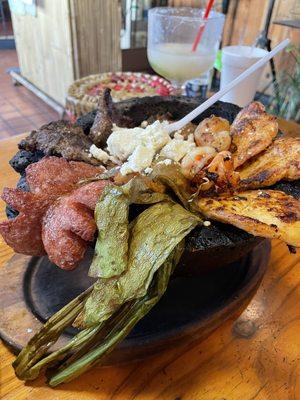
[82,191,200,327]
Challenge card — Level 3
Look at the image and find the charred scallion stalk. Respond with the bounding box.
[49,242,183,386]
[13,241,183,385]
[13,286,93,380]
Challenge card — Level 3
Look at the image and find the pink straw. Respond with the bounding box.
[191,0,215,52]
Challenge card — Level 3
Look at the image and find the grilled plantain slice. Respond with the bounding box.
[239,137,300,189]
[230,102,278,168]
[197,189,300,247]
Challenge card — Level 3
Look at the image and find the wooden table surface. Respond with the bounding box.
[1,123,300,400]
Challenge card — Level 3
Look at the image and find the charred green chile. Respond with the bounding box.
[89,178,169,279]
[83,201,199,326]
[89,186,130,278]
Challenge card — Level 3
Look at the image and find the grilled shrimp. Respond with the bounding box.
[194,115,231,152]
[205,151,240,192]
[181,146,216,179]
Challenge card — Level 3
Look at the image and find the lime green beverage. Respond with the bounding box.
[148,43,216,82]
[147,7,225,94]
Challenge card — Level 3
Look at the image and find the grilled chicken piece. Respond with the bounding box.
[197,190,300,247]
[194,115,231,152]
[230,102,278,168]
[239,137,300,189]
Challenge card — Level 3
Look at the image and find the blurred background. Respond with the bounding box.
[0,0,299,140]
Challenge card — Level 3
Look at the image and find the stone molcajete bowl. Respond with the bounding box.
[0,96,272,363]
[77,95,263,274]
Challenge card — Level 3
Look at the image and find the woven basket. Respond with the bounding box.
[66,72,174,119]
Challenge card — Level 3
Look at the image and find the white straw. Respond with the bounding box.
[167,38,290,133]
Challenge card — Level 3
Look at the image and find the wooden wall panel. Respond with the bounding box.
[11,0,122,105]
[223,0,299,47]
[70,0,122,78]
[11,0,75,105]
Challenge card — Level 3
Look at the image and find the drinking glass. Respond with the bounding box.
[147,7,225,94]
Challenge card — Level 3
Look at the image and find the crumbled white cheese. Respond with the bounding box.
[187,133,195,143]
[145,123,171,151]
[157,158,173,166]
[144,167,153,175]
[97,120,198,176]
[108,155,122,165]
[203,220,211,227]
[120,145,155,175]
[160,139,195,162]
[173,132,184,141]
[89,144,110,164]
[107,120,170,162]
[107,126,144,161]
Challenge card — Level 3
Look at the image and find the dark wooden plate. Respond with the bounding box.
[0,241,270,364]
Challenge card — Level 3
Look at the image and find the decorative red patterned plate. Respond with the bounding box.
[87,72,173,99]
[66,72,174,118]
